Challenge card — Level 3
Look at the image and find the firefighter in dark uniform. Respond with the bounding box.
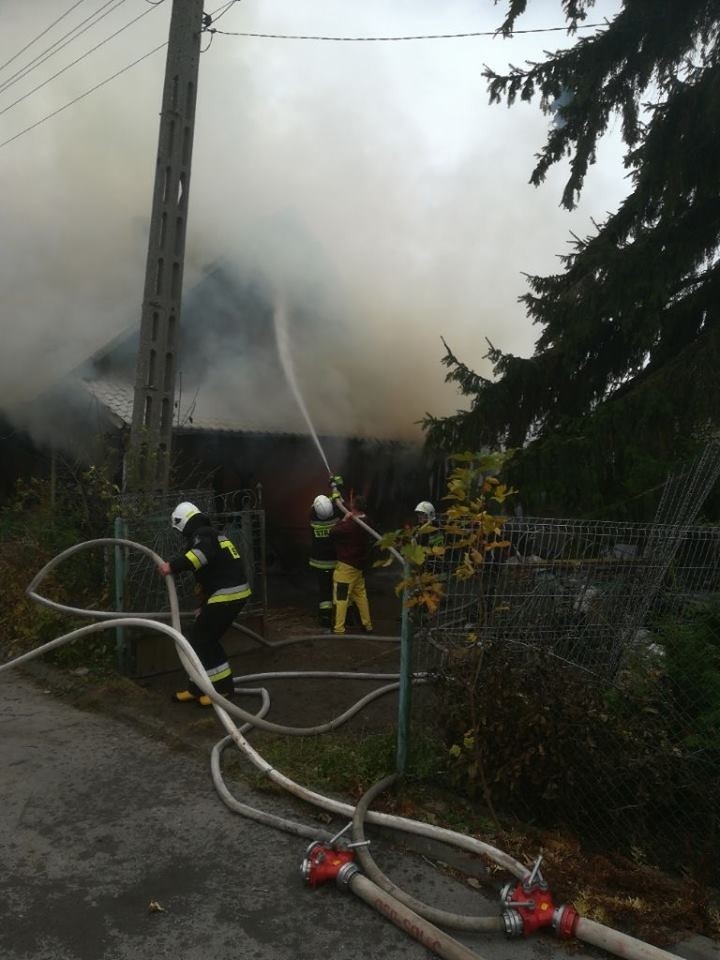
[309,485,343,628]
[413,500,446,580]
[413,501,443,550]
[158,501,252,707]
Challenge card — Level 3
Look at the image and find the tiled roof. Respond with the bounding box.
[81,377,409,443]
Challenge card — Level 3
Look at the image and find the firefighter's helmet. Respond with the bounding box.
[312,495,334,520]
[171,501,201,533]
[414,501,436,521]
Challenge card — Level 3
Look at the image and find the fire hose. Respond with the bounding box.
[1,537,684,960]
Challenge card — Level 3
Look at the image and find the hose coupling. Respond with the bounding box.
[301,840,357,888]
[502,908,525,938]
[336,861,360,889]
[553,903,580,939]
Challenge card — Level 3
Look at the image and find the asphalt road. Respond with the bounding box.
[0,672,713,960]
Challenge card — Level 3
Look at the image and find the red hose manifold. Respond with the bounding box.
[301,841,357,888]
[500,859,579,939]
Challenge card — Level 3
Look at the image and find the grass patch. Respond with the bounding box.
[251,729,445,798]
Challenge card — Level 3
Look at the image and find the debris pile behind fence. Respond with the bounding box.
[419,517,720,680]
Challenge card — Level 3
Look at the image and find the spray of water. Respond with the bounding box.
[272,294,402,560]
[272,295,332,476]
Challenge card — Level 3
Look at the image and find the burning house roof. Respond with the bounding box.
[79,374,400,441]
[23,259,418,446]
[4,243,434,547]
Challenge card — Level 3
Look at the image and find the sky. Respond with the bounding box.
[0,0,627,443]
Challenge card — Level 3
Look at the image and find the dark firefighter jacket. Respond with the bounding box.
[414,519,444,550]
[329,512,374,571]
[309,502,342,571]
[168,513,252,604]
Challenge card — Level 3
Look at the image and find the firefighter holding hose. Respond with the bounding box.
[308,482,343,629]
[330,493,374,635]
[157,501,252,706]
[309,474,361,629]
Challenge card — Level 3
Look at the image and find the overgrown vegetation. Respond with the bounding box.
[437,635,719,882]
[0,468,120,673]
[658,598,720,752]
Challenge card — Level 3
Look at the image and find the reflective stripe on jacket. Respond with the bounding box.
[309,508,340,569]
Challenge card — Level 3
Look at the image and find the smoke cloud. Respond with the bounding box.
[0,0,625,446]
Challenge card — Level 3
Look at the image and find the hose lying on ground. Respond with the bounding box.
[351,773,504,933]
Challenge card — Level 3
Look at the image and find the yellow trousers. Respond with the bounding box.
[332,562,372,634]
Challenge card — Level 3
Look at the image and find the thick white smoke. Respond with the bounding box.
[0,0,625,444]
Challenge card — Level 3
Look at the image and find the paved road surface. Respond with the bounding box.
[0,672,713,960]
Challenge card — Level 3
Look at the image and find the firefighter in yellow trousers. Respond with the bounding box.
[329,494,374,635]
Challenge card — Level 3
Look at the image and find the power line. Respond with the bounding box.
[0,0,87,75]
[206,21,611,42]
[0,11,606,152]
[0,0,131,97]
[208,1,239,23]
[0,41,166,151]
[0,3,162,120]
[208,0,244,27]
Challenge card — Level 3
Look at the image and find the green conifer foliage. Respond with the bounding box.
[424,0,720,517]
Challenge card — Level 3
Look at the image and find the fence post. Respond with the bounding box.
[113,516,128,674]
[396,562,412,776]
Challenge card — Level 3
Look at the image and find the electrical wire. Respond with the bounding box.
[0,10,608,152]
[207,21,611,42]
[0,3,162,120]
[0,41,166,151]
[208,0,241,25]
[0,0,88,75]
[0,0,85,76]
[0,0,131,97]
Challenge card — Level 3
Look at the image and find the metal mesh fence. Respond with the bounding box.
[416,517,691,680]
[412,515,720,879]
[653,439,720,526]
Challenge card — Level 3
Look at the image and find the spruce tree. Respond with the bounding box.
[424,0,720,518]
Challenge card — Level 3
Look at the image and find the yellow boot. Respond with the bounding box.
[172,690,198,703]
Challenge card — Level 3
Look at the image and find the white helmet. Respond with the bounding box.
[312,495,334,520]
[414,501,436,521]
[171,501,201,533]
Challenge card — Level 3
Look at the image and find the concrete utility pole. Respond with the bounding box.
[128,0,205,492]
